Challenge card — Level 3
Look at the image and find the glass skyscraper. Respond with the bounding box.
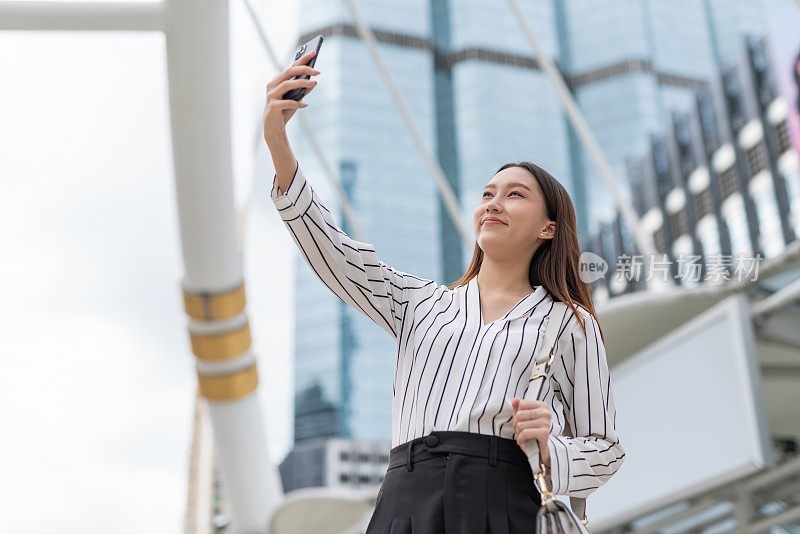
[279,0,772,490]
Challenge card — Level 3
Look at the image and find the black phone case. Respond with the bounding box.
[283,35,324,101]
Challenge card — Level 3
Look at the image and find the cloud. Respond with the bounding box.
[0,312,193,534]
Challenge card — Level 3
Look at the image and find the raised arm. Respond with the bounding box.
[269,160,436,339]
[544,308,626,498]
[263,49,436,340]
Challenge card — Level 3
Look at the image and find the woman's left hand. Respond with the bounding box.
[511,397,551,467]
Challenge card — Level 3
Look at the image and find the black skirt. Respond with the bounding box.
[365,431,542,534]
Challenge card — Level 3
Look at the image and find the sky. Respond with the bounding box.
[0,0,299,532]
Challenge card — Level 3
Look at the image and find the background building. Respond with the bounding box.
[587,35,800,298]
[279,438,391,492]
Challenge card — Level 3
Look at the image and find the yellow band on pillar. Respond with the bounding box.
[197,364,259,401]
[183,283,246,321]
[189,323,252,362]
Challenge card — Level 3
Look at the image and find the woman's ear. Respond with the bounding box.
[539,221,556,240]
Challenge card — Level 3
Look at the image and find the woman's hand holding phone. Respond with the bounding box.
[262,49,320,142]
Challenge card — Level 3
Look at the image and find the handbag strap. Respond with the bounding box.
[522,300,587,523]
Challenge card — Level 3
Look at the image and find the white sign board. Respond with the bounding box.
[587,294,772,530]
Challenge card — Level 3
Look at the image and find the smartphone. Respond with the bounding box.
[282,35,324,101]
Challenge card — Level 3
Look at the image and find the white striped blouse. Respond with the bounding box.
[270,162,626,498]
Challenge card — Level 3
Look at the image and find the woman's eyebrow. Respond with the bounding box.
[483,182,532,191]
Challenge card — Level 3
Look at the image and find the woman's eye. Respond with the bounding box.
[483,190,522,198]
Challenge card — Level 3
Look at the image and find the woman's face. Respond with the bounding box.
[473,166,555,261]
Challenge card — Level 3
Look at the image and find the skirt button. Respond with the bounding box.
[423,434,439,447]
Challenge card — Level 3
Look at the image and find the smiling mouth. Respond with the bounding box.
[482,219,506,225]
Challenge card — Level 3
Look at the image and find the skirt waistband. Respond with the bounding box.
[388,431,530,472]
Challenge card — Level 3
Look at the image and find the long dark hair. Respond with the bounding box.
[447,161,602,341]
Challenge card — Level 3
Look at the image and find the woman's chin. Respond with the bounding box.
[477,237,512,255]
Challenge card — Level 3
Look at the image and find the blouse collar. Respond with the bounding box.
[466,276,550,327]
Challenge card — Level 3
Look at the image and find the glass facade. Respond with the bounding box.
[565,0,719,231]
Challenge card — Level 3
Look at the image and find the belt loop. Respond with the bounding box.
[406,439,415,472]
[489,435,498,466]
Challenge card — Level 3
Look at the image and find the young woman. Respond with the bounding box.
[263,49,625,533]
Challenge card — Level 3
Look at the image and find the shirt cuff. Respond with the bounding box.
[270,161,313,219]
[547,434,573,495]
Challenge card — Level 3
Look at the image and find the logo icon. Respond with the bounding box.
[579,252,608,283]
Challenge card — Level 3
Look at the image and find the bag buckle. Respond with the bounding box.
[530,346,557,380]
[535,463,590,526]
[534,462,554,503]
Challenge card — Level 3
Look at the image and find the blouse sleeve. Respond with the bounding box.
[269,161,436,340]
[544,308,626,498]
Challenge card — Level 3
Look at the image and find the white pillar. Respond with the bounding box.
[165,1,277,531]
[0,2,280,529]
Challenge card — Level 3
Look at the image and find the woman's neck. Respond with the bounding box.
[477,256,534,295]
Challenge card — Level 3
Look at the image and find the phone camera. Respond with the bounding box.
[295,44,307,60]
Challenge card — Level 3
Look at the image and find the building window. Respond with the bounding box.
[654,227,668,254]
[668,209,689,238]
[774,120,792,154]
[358,475,370,484]
[358,453,370,463]
[340,474,350,483]
[719,166,738,199]
[745,142,767,177]
[340,452,350,462]
[693,188,713,219]
[678,210,689,236]
[669,211,682,238]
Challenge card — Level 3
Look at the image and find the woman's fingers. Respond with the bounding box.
[514,398,545,410]
[515,428,547,448]
[514,418,547,431]
[513,412,550,433]
[279,48,319,83]
[293,48,317,66]
[267,63,319,93]
[511,398,552,449]
[268,78,317,102]
[512,406,549,426]
[268,98,307,111]
[284,64,320,79]
[511,398,545,414]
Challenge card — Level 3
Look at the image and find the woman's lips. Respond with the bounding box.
[483,219,505,225]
